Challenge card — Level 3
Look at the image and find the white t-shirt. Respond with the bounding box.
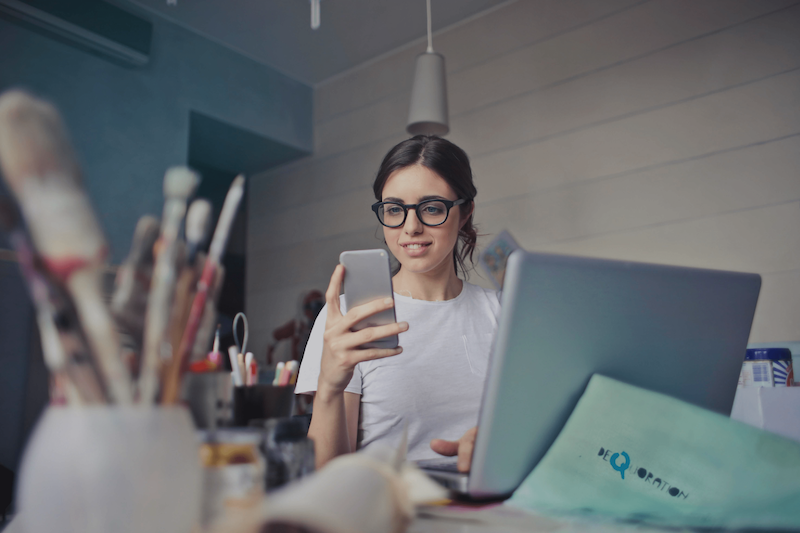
[295,281,501,461]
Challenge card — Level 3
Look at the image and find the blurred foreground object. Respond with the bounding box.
[16,406,201,533]
[0,89,131,403]
[211,442,446,533]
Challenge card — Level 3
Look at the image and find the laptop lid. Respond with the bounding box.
[466,251,761,498]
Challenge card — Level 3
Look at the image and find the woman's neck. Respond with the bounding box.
[392,264,463,302]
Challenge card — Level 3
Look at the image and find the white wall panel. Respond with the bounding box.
[750,269,800,342]
[466,70,800,209]
[474,134,800,245]
[531,202,800,275]
[449,0,798,115]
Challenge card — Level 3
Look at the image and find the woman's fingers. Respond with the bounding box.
[325,264,345,320]
[457,427,478,473]
[353,346,403,364]
[429,438,458,457]
[430,427,478,473]
[340,296,396,331]
[344,321,408,350]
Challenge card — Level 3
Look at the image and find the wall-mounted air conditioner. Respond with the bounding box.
[0,0,152,67]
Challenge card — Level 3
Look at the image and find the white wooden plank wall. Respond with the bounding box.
[247,0,800,360]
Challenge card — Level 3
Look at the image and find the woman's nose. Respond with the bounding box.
[404,208,424,234]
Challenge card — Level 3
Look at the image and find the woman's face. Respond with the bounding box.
[380,164,468,277]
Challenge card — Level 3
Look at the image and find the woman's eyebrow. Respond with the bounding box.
[382,195,451,203]
[419,195,448,202]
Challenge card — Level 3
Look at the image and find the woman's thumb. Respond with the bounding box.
[430,438,459,456]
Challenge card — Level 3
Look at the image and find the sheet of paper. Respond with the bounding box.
[507,374,800,530]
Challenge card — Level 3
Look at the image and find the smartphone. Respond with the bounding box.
[339,249,398,349]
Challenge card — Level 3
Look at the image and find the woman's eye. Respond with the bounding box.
[423,205,444,215]
[385,206,404,216]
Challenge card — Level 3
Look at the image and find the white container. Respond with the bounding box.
[16,406,201,533]
[731,387,800,444]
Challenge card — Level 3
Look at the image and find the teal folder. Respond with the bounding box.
[507,375,800,529]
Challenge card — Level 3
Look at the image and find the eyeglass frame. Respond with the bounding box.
[371,198,467,228]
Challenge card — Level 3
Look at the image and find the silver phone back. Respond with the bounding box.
[339,249,398,349]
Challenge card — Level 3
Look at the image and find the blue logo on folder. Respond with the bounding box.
[610,451,630,479]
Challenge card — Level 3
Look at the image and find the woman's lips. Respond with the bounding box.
[401,242,431,257]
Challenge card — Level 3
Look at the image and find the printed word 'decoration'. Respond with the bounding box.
[597,447,689,500]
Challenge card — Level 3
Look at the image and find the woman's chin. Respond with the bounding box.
[397,255,452,276]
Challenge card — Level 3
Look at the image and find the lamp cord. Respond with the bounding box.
[426,0,433,53]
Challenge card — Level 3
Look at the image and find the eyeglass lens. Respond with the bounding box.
[379,201,450,227]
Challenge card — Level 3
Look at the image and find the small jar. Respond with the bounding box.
[198,428,265,527]
[738,348,794,387]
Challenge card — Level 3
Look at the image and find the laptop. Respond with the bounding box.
[419,250,761,499]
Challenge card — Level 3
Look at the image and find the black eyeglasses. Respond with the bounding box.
[371,198,466,228]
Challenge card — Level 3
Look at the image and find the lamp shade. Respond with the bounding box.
[406,51,449,136]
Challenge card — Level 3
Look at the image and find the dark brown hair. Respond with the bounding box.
[373,135,478,276]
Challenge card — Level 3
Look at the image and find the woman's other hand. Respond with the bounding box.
[317,264,408,397]
[430,426,478,472]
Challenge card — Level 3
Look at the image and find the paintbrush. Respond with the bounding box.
[166,199,212,354]
[160,260,224,403]
[188,265,225,362]
[139,167,199,404]
[0,198,106,404]
[161,175,245,404]
[0,90,132,403]
[111,215,160,353]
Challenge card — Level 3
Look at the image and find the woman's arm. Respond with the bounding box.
[307,265,407,468]
[308,391,360,467]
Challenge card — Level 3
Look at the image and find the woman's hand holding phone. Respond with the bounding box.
[317,265,407,398]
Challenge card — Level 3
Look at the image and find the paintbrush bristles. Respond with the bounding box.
[185,199,212,246]
[208,175,245,262]
[164,166,199,199]
[0,91,105,259]
[0,90,80,186]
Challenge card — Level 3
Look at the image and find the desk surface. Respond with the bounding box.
[2,514,747,533]
[411,505,677,533]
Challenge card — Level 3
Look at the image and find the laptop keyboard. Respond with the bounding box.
[416,458,463,473]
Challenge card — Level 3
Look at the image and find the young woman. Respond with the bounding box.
[295,135,500,470]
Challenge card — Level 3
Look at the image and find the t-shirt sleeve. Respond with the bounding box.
[294,299,363,396]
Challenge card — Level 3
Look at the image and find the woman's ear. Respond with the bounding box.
[459,201,475,229]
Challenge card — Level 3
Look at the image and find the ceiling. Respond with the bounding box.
[121,0,509,85]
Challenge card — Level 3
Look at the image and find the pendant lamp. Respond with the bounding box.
[406,0,449,136]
